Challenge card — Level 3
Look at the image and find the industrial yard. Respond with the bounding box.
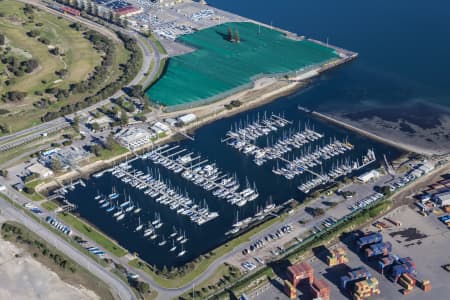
[251,204,449,300]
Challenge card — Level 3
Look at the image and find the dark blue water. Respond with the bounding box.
[67,97,400,268]
[207,0,450,127]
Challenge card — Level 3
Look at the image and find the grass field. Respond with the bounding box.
[0,0,129,132]
[58,211,128,257]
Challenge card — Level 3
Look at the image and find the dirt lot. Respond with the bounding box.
[0,236,99,300]
[251,205,450,300]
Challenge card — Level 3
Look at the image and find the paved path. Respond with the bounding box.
[0,0,162,152]
[0,187,136,300]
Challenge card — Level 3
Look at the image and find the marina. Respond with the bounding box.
[145,145,259,207]
[62,99,401,268]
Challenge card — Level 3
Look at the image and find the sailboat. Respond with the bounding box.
[180,232,188,244]
[158,235,167,246]
[134,201,142,214]
[135,217,143,231]
[94,192,102,201]
[178,245,186,257]
[125,197,135,213]
[143,223,153,237]
[232,211,243,227]
[169,226,177,238]
[169,240,177,252]
[116,209,125,221]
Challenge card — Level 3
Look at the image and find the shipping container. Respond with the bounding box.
[356,232,383,249]
[341,267,372,289]
[364,241,393,258]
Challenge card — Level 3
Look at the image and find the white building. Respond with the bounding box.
[26,163,54,179]
[434,191,450,207]
[357,169,380,183]
[151,122,171,135]
[178,113,197,125]
[115,127,154,149]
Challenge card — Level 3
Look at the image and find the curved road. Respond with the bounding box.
[0,190,136,300]
[0,0,162,150]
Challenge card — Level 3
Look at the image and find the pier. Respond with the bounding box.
[147,146,260,207]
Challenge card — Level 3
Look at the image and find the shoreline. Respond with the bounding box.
[312,111,437,156]
[38,53,356,193]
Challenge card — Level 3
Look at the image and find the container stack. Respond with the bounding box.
[398,273,416,294]
[356,232,383,250]
[341,267,372,289]
[377,255,397,274]
[326,247,349,266]
[390,257,417,282]
[283,280,297,299]
[310,279,330,300]
[364,242,392,259]
[351,277,380,300]
[417,279,432,292]
[287,262,314,286]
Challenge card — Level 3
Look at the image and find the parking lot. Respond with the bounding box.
[250,205,450,300]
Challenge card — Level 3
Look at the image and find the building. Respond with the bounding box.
[13,182,25,192]
[61,6,81,16]
[115,6,143,18]
[177,113,197,125]
[115,127,154,149]
[434,191,450,206]
[26,163,54,179]
[151,122,171,135]
[0,185,6,192]
[357,170,380,183]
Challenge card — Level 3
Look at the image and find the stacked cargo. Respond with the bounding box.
[364,242,392,258]
[390,257,417,282]
[340,267,372,289]
[283,280,297,299]
[310,279,331,300]
[377,255,397,274]
[398,273,416,293]
[351,277,380,300]
[287,262,314,286]
[326,247,349,266]
[356,232,383,250]
[417,279,432,292]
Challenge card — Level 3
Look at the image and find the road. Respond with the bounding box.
[0,0,163,153]
[0,186,136,300]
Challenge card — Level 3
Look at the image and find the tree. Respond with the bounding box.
[0,33,5,46]
[105,134,116,151]
[120,109,128,125]
[0,169,8,178]
[51,157,62,172]
[126,85,143,98]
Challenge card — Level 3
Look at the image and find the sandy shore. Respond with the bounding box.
[0,237,99,300]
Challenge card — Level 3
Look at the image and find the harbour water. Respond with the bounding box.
[207,0,450,127]
[66,97,401,268]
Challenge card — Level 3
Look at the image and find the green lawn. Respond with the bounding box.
[58,212,128,257]
[41,200,59,211]
[0,0,129,132]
